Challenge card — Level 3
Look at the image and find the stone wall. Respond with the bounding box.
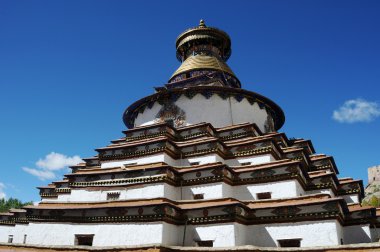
[368,165,380,184]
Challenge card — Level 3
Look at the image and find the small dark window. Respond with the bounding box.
[8,235,13,243]
[190,162,200,166]
[197,240,213,247]
[257,192,272,200]
[75,234,94,246]
[193,193,204,200]
[278,239,301,247]
[107,192,120,201]
[241,162,252,166]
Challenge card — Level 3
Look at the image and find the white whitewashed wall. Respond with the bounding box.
[2,220,371,247]
[248,220,343,247]
[134,95,271,132]
[44,179,307,203]
[100,153,275,170]
[1,222,172,246]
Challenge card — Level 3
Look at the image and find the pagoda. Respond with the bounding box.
[1,20,379,249]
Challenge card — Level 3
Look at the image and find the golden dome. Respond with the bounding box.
[169,54,236,80]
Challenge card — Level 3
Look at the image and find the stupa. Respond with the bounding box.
[1,20,379,250]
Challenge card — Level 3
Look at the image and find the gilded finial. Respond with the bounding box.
[199,19,206,28]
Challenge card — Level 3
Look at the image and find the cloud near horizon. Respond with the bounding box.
[0,183,6,199]
[332,99,380,123]
[22,152,82,181]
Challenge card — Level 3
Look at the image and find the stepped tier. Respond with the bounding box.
[0,121,373,247]
[30,122,362,206]
[1,195,377,230]
[14,195,373,225]
[39,160,361,203]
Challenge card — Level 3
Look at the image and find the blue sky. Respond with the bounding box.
[0,0,379,202]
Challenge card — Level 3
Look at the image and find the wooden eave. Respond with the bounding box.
[338,177,354,183]
[174,163,226,173]
[293,139,316,154]
[96,136,169,151]
[231,160,302,175]
[309,155,339,173]
[82,156,98,161]
[69,163,87,168]
[37,185,56,189]
[0,212,14,216]
[245,194,342,209]
[261,132,290,148]
[216,123,262,136]
[308,170,331,176]
[281,147,311,168]
[230,159,295,171]
[177,122,215,132]
[339,178,361,184]
[122,122,172,135]
[9,208,27,213]
[338,179,365,198]
[110,137,127,144]
[25,195,338,211]
[348,204,373,212]
[66,162,169,175]
[174,137,219,147]
[224,136,274,147]
[309,173,340,190]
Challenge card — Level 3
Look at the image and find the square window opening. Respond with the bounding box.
[75,234,94,246]
[278,239,301,247]
[107,192,120,201]
[240,162,252,166]
[196,240,213,247]
[256,192,272,200]
[193,193,204,200]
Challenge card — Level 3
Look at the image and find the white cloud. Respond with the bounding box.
[0,183,6,199]
[22,152,82,181]
[36,152,82,171]
[22,167,56,181]
[333,99,380,123]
